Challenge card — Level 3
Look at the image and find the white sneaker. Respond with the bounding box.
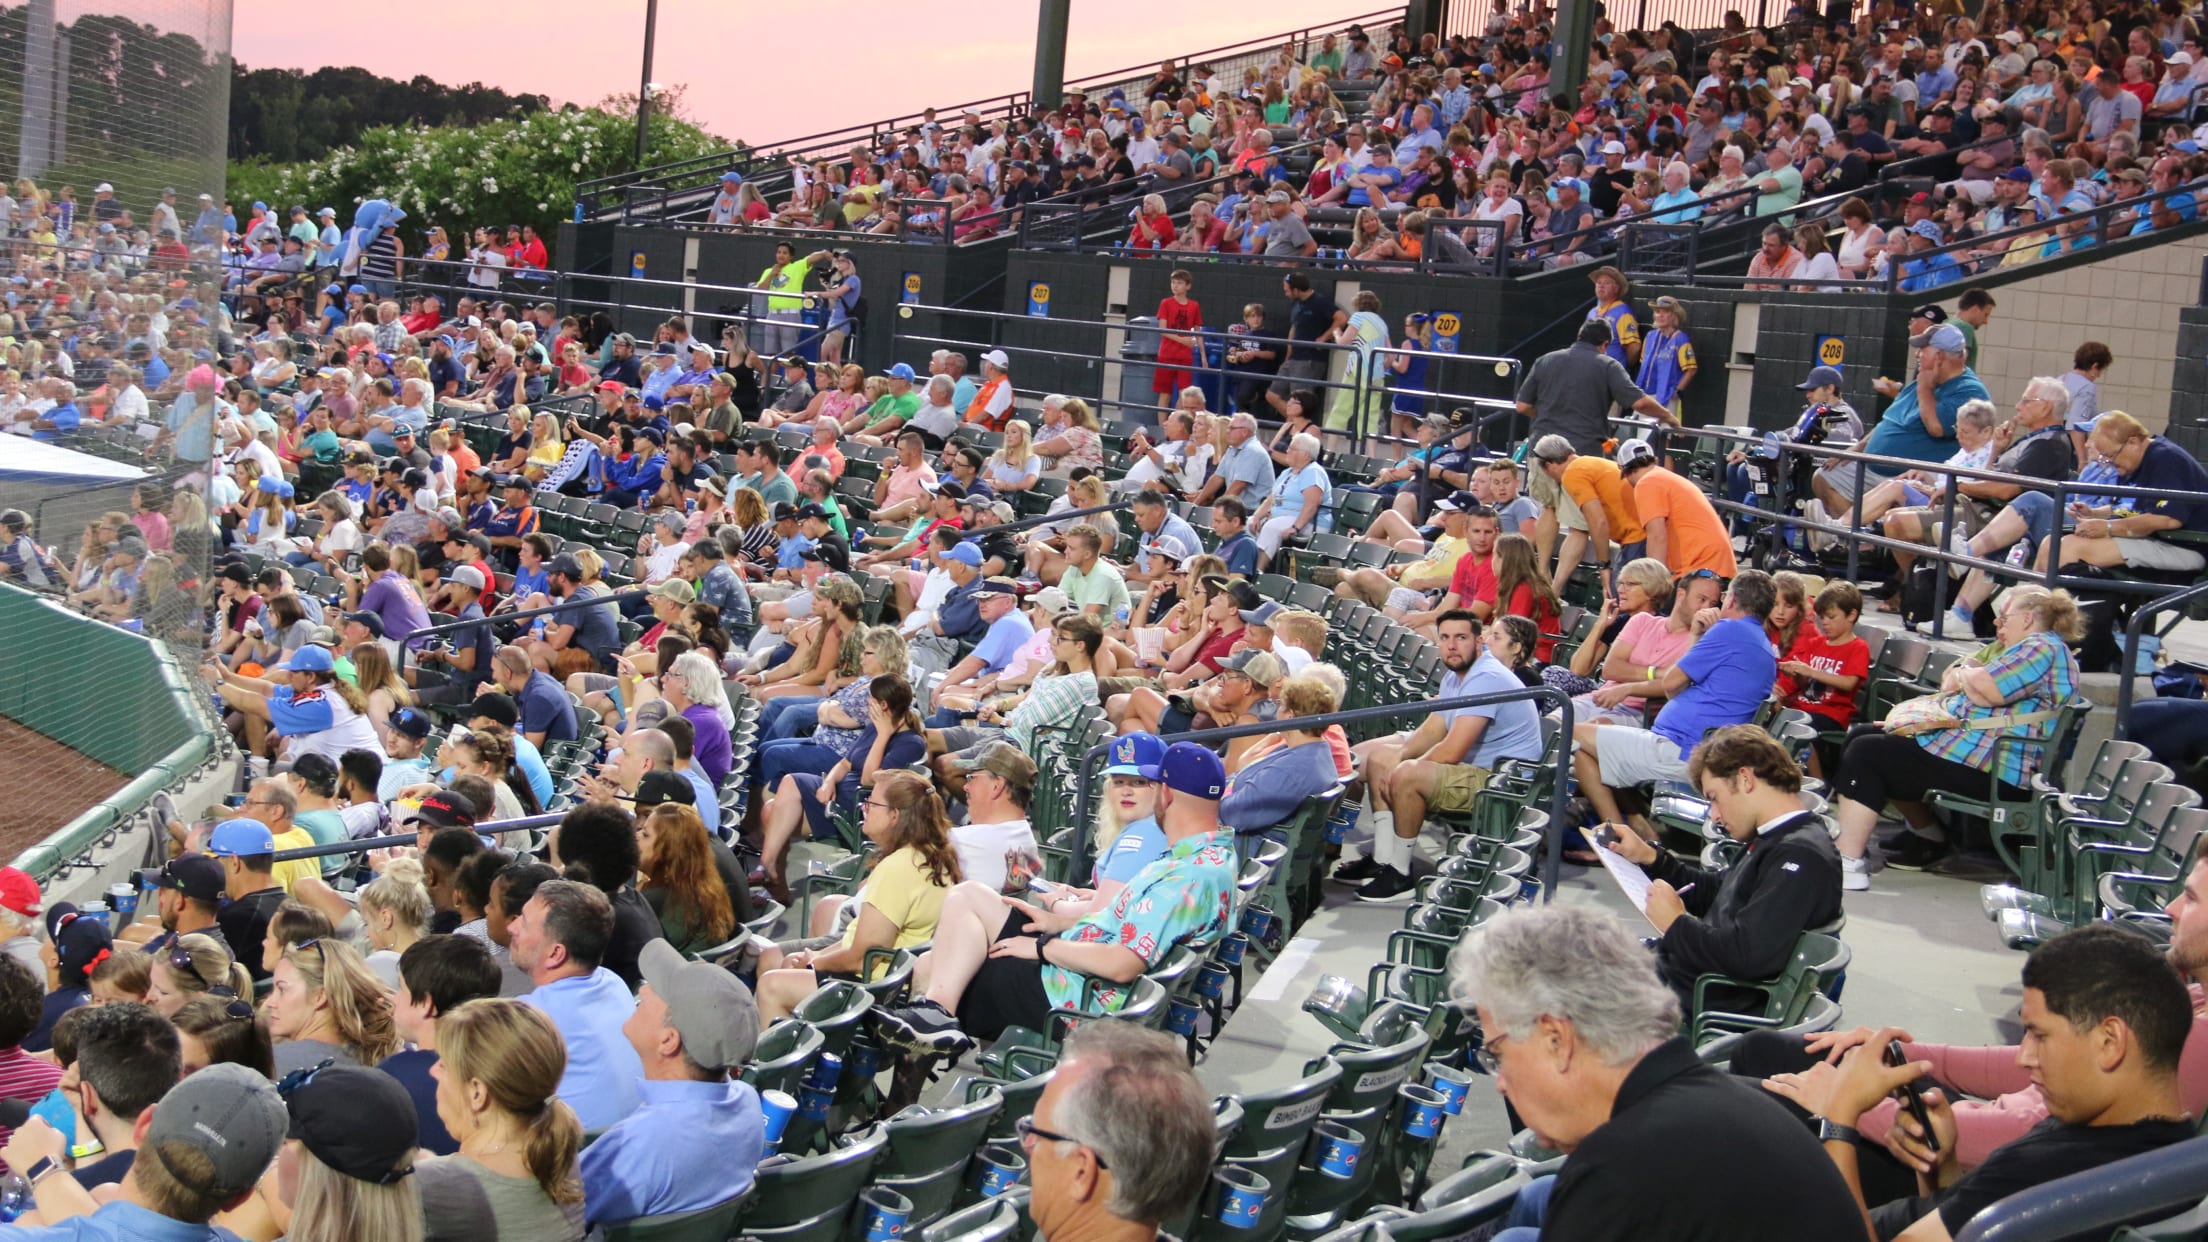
[1947,524,1975,565]
[1841,854,1870,892]
[1802,499,1834,553]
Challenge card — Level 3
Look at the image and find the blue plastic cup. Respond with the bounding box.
[973,1143,1026,1197]
[1426,1064,1474,1116]
[797,1083,834,1123]
[1213,1165,1270,1229]
[1167,998,1201,1036]
[1399,1083,1447,1138]
[1240,906,1278,942]
[106,884,137,920]
[1217,932,1248,966]
[860,1187,913,1242]
[1312,1120,1365,1179]
[1194,962,1230,1001]
[759,1090,798,1145]
[847,1041,884,1080]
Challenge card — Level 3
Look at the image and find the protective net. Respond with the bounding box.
[0,0,233,874]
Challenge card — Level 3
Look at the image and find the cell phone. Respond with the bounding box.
[1028,878,1058,895]
[1884,1039,1939,1152]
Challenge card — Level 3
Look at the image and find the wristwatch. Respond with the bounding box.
[21,1155,59,1185]
[1817,1118,1860,1146]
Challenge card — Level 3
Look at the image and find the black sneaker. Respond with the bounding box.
[1355,867,1418,904]
[1883,832,1951,872]
[871,998,975,1054]
[1332,856,1385,884]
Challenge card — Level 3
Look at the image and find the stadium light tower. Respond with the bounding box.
[634,0,660,166]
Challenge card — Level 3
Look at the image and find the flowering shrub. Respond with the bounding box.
[228,105,735,249]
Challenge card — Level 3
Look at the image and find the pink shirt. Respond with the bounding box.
[1612,611,1701,710]
[883,463,938,510]
[0,1045,63,1167]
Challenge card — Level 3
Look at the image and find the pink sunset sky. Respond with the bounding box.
[230,0,1368,145]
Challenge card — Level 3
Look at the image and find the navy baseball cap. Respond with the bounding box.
[1161,743,1226,800]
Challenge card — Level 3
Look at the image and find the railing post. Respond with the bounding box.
[1930,482,1957,638]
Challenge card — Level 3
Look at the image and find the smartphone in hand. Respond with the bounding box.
[1885,1039,1939,1152]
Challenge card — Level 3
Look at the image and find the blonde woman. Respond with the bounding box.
[985,418,1041,493]
[144,931,255,1017]
[352,640,413,737]
[265,937,400,1074]
[417,999,585,1242]
[273,1064,426,1242]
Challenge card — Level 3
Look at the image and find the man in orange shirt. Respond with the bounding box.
[1618,438,1738,580]
[1530,434,1644,596]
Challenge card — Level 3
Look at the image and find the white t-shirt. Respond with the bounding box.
[951,817,1039,893]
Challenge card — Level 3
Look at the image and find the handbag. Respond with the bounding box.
[1883,693,2060,739]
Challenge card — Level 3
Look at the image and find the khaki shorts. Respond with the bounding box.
[1427,763,1496,813]
[1528,468,1587,532]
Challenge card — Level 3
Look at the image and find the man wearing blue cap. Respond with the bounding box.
[1816,319,1987,512]
[907,541,989,677]
[1896,218,1961,294]
[205,818,288,979]
[876,742,1236,1053]
[706,170,748,227]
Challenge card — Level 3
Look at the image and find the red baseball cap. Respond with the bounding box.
[596,380,627,395]
[0,868,42,919]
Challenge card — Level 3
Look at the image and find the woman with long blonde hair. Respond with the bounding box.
[418,999,585,1240]
[264,938,399,1073]
[275,1064,426,1242]
[351,641,412,735]
[985,418,1040,493]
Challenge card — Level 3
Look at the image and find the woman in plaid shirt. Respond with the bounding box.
[1825,585,2082,890]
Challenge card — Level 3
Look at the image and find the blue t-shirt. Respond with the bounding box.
[1443,653,1545,769]
[2123,437,2208,533]
[1092,816,1168,886]
[379,1047,458,1154]
[1862,369,1990,468]
[972,611,1035,674]
[833,726,928,808]
[518,670,579,743]
[1653,616,1776,752]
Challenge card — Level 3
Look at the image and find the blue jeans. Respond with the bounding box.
[2006,489,2060,556]
[925,705,978,730]
[760,696,821,742]
[1493,1173,1557,1242]
[758,738,842,793]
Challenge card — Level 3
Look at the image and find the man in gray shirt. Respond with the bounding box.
[1195,412,1277,505]
[1262,192,1316,258]
[2078,74,2142,164]
[1514,320,1677,455]
[1683,95,1727,166]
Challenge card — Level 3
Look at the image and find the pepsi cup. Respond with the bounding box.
[1399,1083,1447,1138]
[974,1143,1026,1197]
[759,1090,798,1145]
[860,1187,913,1242]
[106,883,136,920]
[1312,1120,1365,1179]
[78,901,108,930]
[1194,962,1229,1002]
[1213,1165,1269,1229]
[1426,1065,1474,1116]
[847,1041,884,1080]
[1217,932,1248,967]
[1167,998,1201,1036]
[797,1083,834,1123]
[1240,906,1278,942]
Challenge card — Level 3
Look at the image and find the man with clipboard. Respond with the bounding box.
[1587,724,1843,1011]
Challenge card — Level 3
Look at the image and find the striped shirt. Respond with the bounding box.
[0,1046,63,1165]
[1916,632,2077,789]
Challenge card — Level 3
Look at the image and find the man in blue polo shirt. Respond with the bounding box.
[484,479,540,570]
[925,577,1033,727]
[1573,569,1778,827]
[1812,322,1986,510]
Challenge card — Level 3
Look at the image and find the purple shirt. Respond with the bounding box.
[684,703,734,790]
[358,570,433,648]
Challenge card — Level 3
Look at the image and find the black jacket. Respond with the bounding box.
[1543,1039,1864,1242]
[1645,810,1843,1006]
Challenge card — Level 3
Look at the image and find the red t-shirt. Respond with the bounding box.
[1777,630,1871,725]
[1447,553,1497,608]
[1497,582,1559,661]
[1156,297,1203,366]
[1192,623,1246,674]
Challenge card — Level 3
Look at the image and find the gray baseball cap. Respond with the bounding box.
[142,1063,287,1200]
[638,939,759,1072]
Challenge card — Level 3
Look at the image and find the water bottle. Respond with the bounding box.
[1114,605,1131,628]
[0,1171,31,1222]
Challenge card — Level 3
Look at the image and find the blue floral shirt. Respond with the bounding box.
[1043,830,1235,1011]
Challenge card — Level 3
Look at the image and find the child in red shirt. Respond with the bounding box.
[1776,581,1871,776]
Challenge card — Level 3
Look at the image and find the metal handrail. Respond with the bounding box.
[2115,580,2208,739]
[1063,685,1576,898]
[272,813,561,863]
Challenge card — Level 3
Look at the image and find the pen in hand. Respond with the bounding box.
[1674,883,1695,897]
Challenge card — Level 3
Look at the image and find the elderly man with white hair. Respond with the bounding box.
[1250,432,1331,570]
[1453,905,1863,1241]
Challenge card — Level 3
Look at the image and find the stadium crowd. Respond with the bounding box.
[2,0,2208,1237]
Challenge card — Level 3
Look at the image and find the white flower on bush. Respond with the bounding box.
[481,177,499,194]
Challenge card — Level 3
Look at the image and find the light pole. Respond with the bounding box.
[634,0,659,167]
